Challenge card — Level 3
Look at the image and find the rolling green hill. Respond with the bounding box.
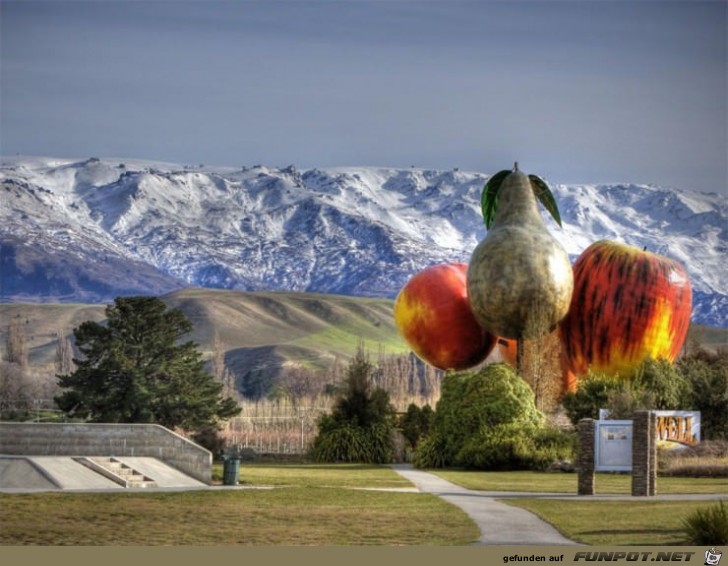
[0,288,410,397]
[1,288,725,400]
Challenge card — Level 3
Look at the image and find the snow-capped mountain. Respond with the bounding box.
[1,156,726,327]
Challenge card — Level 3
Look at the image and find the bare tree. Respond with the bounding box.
[55,328,75,376]
[5,317,28,369]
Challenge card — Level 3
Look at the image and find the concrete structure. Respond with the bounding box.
[0,422,212,485]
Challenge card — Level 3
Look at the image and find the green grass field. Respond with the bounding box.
[0,464,475,546]
[501,499,713,546]
[430,469,727,545]
[431,469,728,495]
[3,463,726,546]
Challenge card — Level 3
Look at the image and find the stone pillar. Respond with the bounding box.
[648,411,657,496]
[631,410,656,497]
[577,418,595,496]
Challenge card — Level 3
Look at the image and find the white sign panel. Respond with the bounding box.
[595,420,633,472]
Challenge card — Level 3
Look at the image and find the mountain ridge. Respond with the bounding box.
[2,155,726,327]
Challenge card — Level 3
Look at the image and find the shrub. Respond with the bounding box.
[308,348,395,463]
[630,358,691,410]
[309,420,393,463]
[191,426,226,456]
[658,440,728,477]
[399,403,434,450]
[563,359,691,425]
[562,372,620,425]
[679,352,728,440]
[456,424,576,471]
[411,432,449,469]
[413,364,572,470]
[681,501,728,544]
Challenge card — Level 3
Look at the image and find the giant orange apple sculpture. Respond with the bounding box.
[559,240,692,392]
[394,263,497,370]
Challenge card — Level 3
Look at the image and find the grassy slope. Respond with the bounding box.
[2,290,724,368]
[0,288,409,372]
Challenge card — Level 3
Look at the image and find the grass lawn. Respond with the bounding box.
[501,499,711,546]
[214,461,415,488]
[431,468,727,545]
[4,463,726,546]
[431,469,728,495]
[0,465,476,546]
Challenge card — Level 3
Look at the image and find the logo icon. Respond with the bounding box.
[706,548,723,566]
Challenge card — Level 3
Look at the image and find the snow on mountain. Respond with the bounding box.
[1,156,726,327]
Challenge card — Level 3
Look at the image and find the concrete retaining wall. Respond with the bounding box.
[0,423,212,484]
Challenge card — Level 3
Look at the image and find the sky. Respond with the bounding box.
[1,0,726,194]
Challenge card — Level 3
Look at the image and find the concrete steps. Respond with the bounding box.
[78,457,157,488]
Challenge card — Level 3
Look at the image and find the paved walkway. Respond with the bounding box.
[391,464,581,546]
[390,465,728,545]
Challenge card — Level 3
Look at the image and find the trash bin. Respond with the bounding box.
[222,456,240,486]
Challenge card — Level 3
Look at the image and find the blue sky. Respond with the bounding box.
[1,0,726,193]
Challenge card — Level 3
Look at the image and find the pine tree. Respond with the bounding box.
[55,296,240,431]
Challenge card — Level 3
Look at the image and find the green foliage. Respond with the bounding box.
[413,364,559,470]
[480,167,562,229]
[481,169,511,228]
[631,358,691,409]
[399,403,434,449]
[563,359,692,425]
[562,371,620,424]
[411,432,449,469]
[528,174,563,227]
[55,296,240,431]
[309,420,393,463]
[678,349,728,440]
[681,501,728,544]
[309,347,395,463]
[456,425,576,471]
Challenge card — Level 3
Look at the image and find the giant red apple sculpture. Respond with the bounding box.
[394,263,497,370]
[559,240,692,392]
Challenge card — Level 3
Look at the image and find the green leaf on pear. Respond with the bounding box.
[528,174,563,227]
[481,169,511,229]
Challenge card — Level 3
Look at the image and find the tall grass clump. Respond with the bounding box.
[681,501,728,544]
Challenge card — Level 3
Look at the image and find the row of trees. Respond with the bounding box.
[0,317,70,418]
[311,346,727,468]
[562,350,728,440]
[2,294,725,469]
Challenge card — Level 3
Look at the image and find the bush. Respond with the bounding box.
[191,426,226,456]
[631,358,691,409]
[562,372,620,425]
[399,403,434,450]
[309,419,393,463]
[413,364,571,470]
[658,440,728,477]
[678,352,728,440]
[456,424,576,471]
[308,348,395,463]
[563,359,692,425]
[411,432,449,469]
[681,501,728,544]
